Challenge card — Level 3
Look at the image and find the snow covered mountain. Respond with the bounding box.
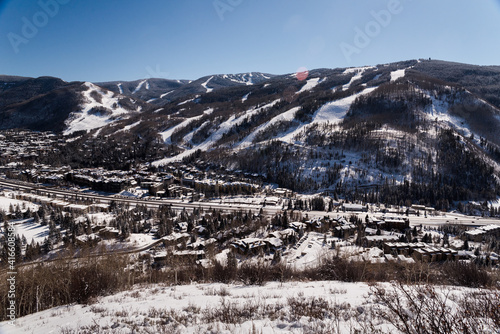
[89,59,500,206]
[63,82,147,135]
[96,78,189,105]
[1,60,500,205]
[97,72,274,106]
[0,76,149,133]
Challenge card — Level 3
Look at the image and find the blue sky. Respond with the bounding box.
[1,0,499,82]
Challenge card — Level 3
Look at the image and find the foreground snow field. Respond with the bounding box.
[1,280,496,334]
[1,281,368,334]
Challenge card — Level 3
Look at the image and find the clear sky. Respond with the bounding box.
[1,0,499,82]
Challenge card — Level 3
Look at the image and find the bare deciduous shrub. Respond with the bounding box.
[203,298,257,324]
[371,282,500,334]
[441,261,492,288]
[183,302,201,315]
[287,296,331,320]
[0,254,129,320]
[458,290,500,331]
[237,261,272,285]
[312,256,368,282]
[211,259,237,283]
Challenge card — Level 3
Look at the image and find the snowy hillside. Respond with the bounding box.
[63,82,145,135]
[1,59,499,205]
[2,280,497,334]
[113,59,499,205]
[97,72,274,106]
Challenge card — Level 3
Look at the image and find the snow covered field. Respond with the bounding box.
[0,192,39,213]
[8,219,49,245]
[2,280,495,334]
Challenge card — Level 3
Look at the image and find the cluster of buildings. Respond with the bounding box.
[465,224,500,242]
[383,242,459,262]
[153,233,218,265]
[0,130,62,164]
[230,227,300,256]
[366,215,410,231]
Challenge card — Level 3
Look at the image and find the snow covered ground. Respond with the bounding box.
[241,92,250,103]
[2,280,492,334]
[341,66,375,91]
[296,77,321,94]
[0,281,368,333]
[237,106,301,149]
[2,219,49,244]
[390,69,405,82]
[158,107,212,144]
[201,76,214,93]
[132,80,148,94]
[0,192,39,213]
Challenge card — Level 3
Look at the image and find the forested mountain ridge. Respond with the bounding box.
[0,77,149,133]
[2,59,500,207]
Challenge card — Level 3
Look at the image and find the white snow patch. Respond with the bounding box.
[132,80,147,94]
[296,77,320,94]
[116,83,123,94]
[423,93,472,137]
[159,108,213,144]
[153,101,280,165]
[316,87,377,122]
[342,66,375,91]
[116,120,142,133]
[238,106,301,148]
[0,193,39,212]
[201,76,214,93]
[160,91,174,99]
[228,75,253,85]
[7,219,49,245]
[242,92,251,103]
[390,69,406,82]
[178,95,199,106]
[281,86,378,143]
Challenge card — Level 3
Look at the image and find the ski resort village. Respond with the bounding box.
[1,59,500,333]
[3,0,500,331]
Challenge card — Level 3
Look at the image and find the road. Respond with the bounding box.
[2,178,499,227]
[304,210,500,228]
[0,178,283,216]
[408,213,500,228]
